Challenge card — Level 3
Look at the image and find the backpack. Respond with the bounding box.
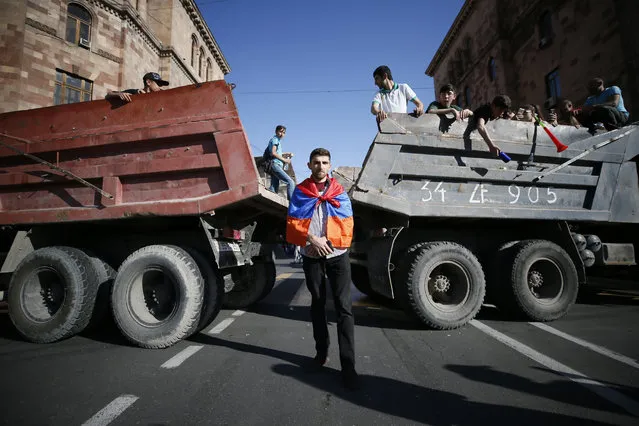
[262,144,274,175]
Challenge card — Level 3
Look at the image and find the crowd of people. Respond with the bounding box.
[369,66,631,156]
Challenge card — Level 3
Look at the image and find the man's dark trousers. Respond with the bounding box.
[588,106,628,130]
[302,252,355,372]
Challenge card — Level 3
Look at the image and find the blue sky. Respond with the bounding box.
[198,0,464,174]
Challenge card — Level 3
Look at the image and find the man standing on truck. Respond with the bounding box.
[286,148,358,390]
[266,125,295,200]
[105,72,169,103]
[371,65,424,123]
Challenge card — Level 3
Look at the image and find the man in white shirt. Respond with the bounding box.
[371,65,424,122]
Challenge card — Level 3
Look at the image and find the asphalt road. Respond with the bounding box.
[1,259,638,425]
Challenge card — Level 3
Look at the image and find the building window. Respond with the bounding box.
[464,86,472,108]
[65,3,92,45]
[463,36,473,67]
[447,63,456,86]
[191,35,198,68]
[206,59,212,81]
[539,11,553,48]
[545,68,561,104]
[488,57,496,82]
[198,47,205,77]
[54,69,92,105]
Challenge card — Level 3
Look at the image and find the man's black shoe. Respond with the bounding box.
[342,369,360,390]
[304,354,328,373]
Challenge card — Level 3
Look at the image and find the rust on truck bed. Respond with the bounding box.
[0,81,283,225]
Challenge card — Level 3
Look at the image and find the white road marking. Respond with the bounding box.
[82,395,138,426]
[207,318,235,334]
[204,272,297,333]
[530,322,639,370]
[160,345,204,369]
[472,320,639,417]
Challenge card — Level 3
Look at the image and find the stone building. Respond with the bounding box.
[426,0,638,117]
[0,0,230,113]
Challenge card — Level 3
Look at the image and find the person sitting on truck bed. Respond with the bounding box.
[371,65,424,123]
[266,125,295,200]
[105,72,169,103]
[470,95,512,157]
[581,77,630,131]
[427,84,473,121]
[548,99,584,128]
[513,104,545,123]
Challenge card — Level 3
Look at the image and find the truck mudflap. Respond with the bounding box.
[199,217,261,269]
[351,227,405,299]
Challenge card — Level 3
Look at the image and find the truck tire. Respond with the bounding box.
[351,264,374,296]
[85,253,116,329]
[8,246,99,343]
[184,248,224,333]
[401,242,486,329]
[223,262,268,309]
[257,260,277,302]
[501,240,578,321]
[111,245,204,348]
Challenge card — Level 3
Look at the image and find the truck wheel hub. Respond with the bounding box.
[528,270,544,288]
[432,275,451,292]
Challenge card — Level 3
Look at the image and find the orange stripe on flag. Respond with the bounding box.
[327,216,354,248]
[286,217,312,246]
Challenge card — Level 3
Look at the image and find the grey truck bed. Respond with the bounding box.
[349,113,639,224]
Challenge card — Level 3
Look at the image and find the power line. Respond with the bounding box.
[234,87,434,95]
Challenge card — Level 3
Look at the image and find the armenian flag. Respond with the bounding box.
[286,178,354,248]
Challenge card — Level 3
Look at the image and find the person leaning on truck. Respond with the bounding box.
[265,125,295,200]
[427,83,473,121]
[285,147,358,390]
[371,65,424,123]
[470,94,512,157]
[105,72,169,103]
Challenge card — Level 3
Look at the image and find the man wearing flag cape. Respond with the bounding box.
[286,148,358,390]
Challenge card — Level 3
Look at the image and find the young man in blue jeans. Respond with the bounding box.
[266,125,295,200]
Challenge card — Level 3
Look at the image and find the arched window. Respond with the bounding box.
[191,35,198,68]
[488,57,496,82]
[198,47,205,77]
[539,11,554,48]
[206,59,212,81]
[65,3,92,45]
[464,86,472,108]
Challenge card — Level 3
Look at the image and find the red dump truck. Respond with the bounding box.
[0,81,292,348]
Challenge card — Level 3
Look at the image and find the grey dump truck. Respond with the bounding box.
[335,113,638,329]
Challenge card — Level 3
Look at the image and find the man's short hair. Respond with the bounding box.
[275,125,286,133]
[373,65,393,81]
[439,84,456,94]
[589,77,604,87]
[309,148,331,163]
[492,95,512,110]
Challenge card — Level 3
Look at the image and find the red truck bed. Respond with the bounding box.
[0,81,282,225]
